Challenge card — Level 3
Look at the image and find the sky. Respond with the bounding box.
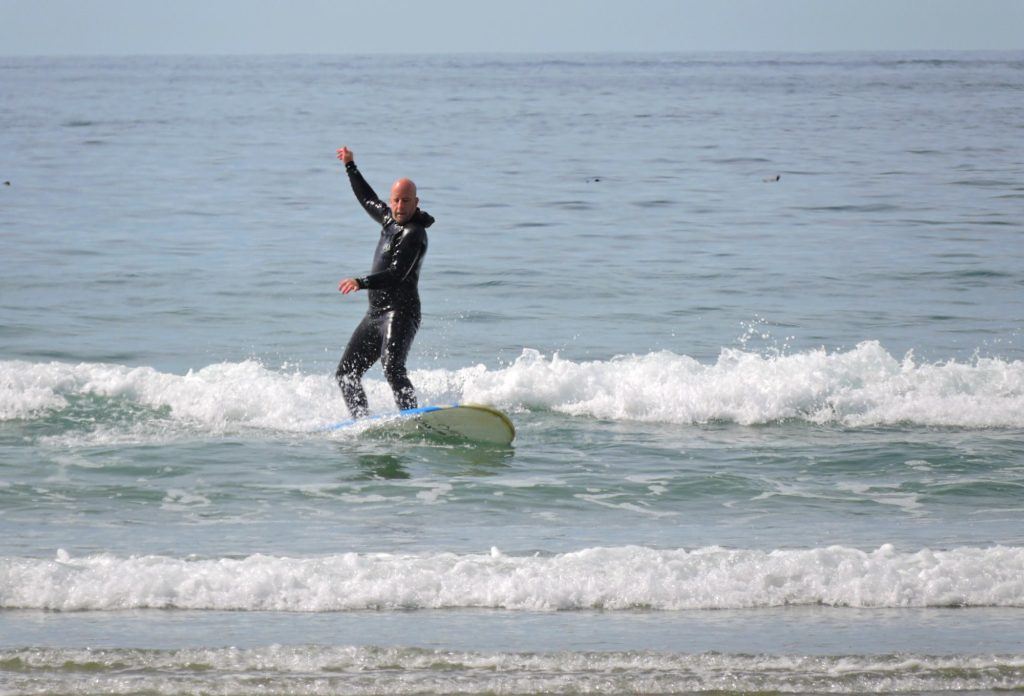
[1,0,1022,56]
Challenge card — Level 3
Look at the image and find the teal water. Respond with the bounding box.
[2,52,1023,694]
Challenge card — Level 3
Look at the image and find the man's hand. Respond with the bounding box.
[338,278,361,294]
[336,147,354,164]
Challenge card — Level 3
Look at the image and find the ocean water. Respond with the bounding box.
[1,51,1023,694]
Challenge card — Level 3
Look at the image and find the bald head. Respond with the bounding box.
[392,178,417,197]
[389,178,419,224]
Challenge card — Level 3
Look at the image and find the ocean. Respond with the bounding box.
[1,51,1023,694]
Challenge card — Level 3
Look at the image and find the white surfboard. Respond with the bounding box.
[323,404,515,446]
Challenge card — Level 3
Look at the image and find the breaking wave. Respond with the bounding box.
[2,341,1022,434]
[2,544,1022,612]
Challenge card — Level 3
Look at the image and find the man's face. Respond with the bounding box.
[390,180,418,225]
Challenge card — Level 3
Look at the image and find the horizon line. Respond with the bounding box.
[3,47,1022,60]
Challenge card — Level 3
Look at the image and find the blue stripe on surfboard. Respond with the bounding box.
[397,405,449,417]
[320,404,455,432]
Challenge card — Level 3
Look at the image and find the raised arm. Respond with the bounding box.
[336,147,388,224]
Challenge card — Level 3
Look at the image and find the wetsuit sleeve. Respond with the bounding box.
[357,227,426,290]
[345,162,389,224]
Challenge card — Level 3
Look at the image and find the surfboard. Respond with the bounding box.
[323,404,515,446]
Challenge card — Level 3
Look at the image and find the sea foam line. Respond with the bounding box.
[2,340,1023,430]
[431,341,1024,427]
[2,545,1022,612]
[3,646,1024,695]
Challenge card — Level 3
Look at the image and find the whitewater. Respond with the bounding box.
[4,341,1024,433]
[4,544,1023,612]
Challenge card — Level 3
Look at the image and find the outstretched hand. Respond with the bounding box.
[336,147,354,164]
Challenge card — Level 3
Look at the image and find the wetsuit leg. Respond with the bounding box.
[336,313,383,418]
[380,311,420,410]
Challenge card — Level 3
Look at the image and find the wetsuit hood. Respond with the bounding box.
[413,209,435,228]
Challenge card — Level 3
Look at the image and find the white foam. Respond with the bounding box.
[414,482,453,505]
[575,493,678,517]
[161,489,212,511]
[0,361,71,419]
[3,647,1024,695]
[3,341,1023,436]
[835,482,924,513]
[421,342,1024,427]
[0,359,343,434]
[2,545,1022,612]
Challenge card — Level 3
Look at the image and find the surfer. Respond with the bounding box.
[334,147,433,419]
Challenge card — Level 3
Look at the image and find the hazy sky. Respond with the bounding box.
[1,0,1022,55]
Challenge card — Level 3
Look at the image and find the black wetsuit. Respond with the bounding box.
[336,161,433,418]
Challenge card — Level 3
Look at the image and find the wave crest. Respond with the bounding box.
[3,545,1022,612]
[2,341,1022,431]
[426,341,1024,427]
